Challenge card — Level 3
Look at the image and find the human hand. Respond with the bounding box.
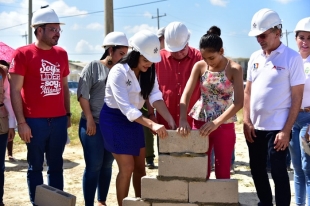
[243,121,256,143]
[8,128,15,142]
[199,121,218,137]
[86,118,96,136]
[151,123,167,139]
[274,131,290,151]
[177,119,191,137]
[18,122,32,143]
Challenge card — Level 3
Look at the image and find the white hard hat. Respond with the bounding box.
[157,27,165,38]
[294,17,310,33]
[102,32,129,48]
[164,22,190,52]
[248,8,282,36]
[129,30,161,63]
[31,6,64,28]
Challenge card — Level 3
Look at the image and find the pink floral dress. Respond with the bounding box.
[189,66,237,123]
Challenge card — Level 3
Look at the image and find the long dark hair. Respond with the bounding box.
[119,50,155,100]
[200,26,223,52]
[100,45,124,60]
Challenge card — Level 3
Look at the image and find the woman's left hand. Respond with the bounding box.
[199,121,219,137]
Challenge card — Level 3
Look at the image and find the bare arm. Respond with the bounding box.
[243,81,256,143]
[62,76,71,128]
[78,96,97,135]
[9,73,32,143]
[152,100,176,129]
[274,84,304,151]
[178,61,202,136]
[134,114,168,139]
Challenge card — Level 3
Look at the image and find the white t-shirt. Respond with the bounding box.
[301,55,310,108]
[104,63,163,122]
[247,43,305,130]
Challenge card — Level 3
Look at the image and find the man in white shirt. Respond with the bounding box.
[243,8,305,206]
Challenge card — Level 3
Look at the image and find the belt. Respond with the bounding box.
[300,107,310,112]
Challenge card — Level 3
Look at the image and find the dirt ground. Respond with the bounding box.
[3,126,296,206]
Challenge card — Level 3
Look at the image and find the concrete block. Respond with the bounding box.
[141,176,188,202]
[159,130,208,153]
[158,155,207,179]
[123,197,150,206]
[153,203,198,206]
[189,179,238,204]
[34,184,76,206]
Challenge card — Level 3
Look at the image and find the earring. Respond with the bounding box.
[107,55,113,65]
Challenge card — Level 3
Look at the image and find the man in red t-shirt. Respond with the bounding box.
[152,22,202,129]
[9,6,70,205]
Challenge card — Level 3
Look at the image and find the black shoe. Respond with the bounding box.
[146,162,156,169]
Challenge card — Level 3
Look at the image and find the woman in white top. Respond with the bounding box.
[289,17,310,206]
[99,30,176,206]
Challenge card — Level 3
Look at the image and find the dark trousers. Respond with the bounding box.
[246,130,291,206]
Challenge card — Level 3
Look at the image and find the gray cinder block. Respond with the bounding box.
[34,184,76,206]
[158,155,207,179]
[159,130,209,153]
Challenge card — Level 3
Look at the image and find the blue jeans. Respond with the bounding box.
[289,112,310,206]
[247,130,291,206]
[79,118,114,206]
[0,133,8,204]
[26,117,67,205]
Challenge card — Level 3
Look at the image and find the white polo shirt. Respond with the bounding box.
[247,43,305,130]
[104,63,163,122]
[301,55,310,108]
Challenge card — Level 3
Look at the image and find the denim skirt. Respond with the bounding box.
[99,104,145,156]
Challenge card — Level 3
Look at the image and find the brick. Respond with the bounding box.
[34,184,76,206]
[159,130,208,153]
[158,155,207,179]
[141,176,188,202]
[153,203,198,206]
[123,197,150,206]
[189,179,238,204]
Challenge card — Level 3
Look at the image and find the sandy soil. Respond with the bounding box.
[3,126,296,206]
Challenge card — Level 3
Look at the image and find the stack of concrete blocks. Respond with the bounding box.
[35,184,76,206]
[123,130,239,206]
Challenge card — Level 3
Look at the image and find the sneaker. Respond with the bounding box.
[146,162,156,169]
[230,164,235,175]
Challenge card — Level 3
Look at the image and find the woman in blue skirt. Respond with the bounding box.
[99,30,176,205]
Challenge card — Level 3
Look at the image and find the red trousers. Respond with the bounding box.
[193,120,236,179]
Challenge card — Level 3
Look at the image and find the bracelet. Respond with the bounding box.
[18,122,26,125]
[66,112,72,117]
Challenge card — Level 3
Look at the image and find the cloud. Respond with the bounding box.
[75,39,103,53]
[228,31,237,36]
[124,24,157,35]
[0,0,15,3]
[0,11,27,33]
[274,0,295,3]
[86,23,104,30]
[195,3,200,7]
[209,0,228,7]
[71,23,82,30]
[144,11,152,18]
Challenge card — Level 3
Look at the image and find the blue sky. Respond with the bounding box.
[0,0,309,63]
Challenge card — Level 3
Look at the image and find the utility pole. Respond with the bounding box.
[283,29,293,47]
[104,0,114,35]
[28,0,32,44]
[152,8,166,29]
[22,31,28,45]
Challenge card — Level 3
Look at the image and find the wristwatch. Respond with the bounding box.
[66,112,72,117]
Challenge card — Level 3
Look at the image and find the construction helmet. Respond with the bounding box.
[157,27,166,38]
[31,6,64,28]
[129,30,161,63]
[294,17,310,33]
[248,8,282,36]
[164,22,190,52]
[102,32,129,48]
